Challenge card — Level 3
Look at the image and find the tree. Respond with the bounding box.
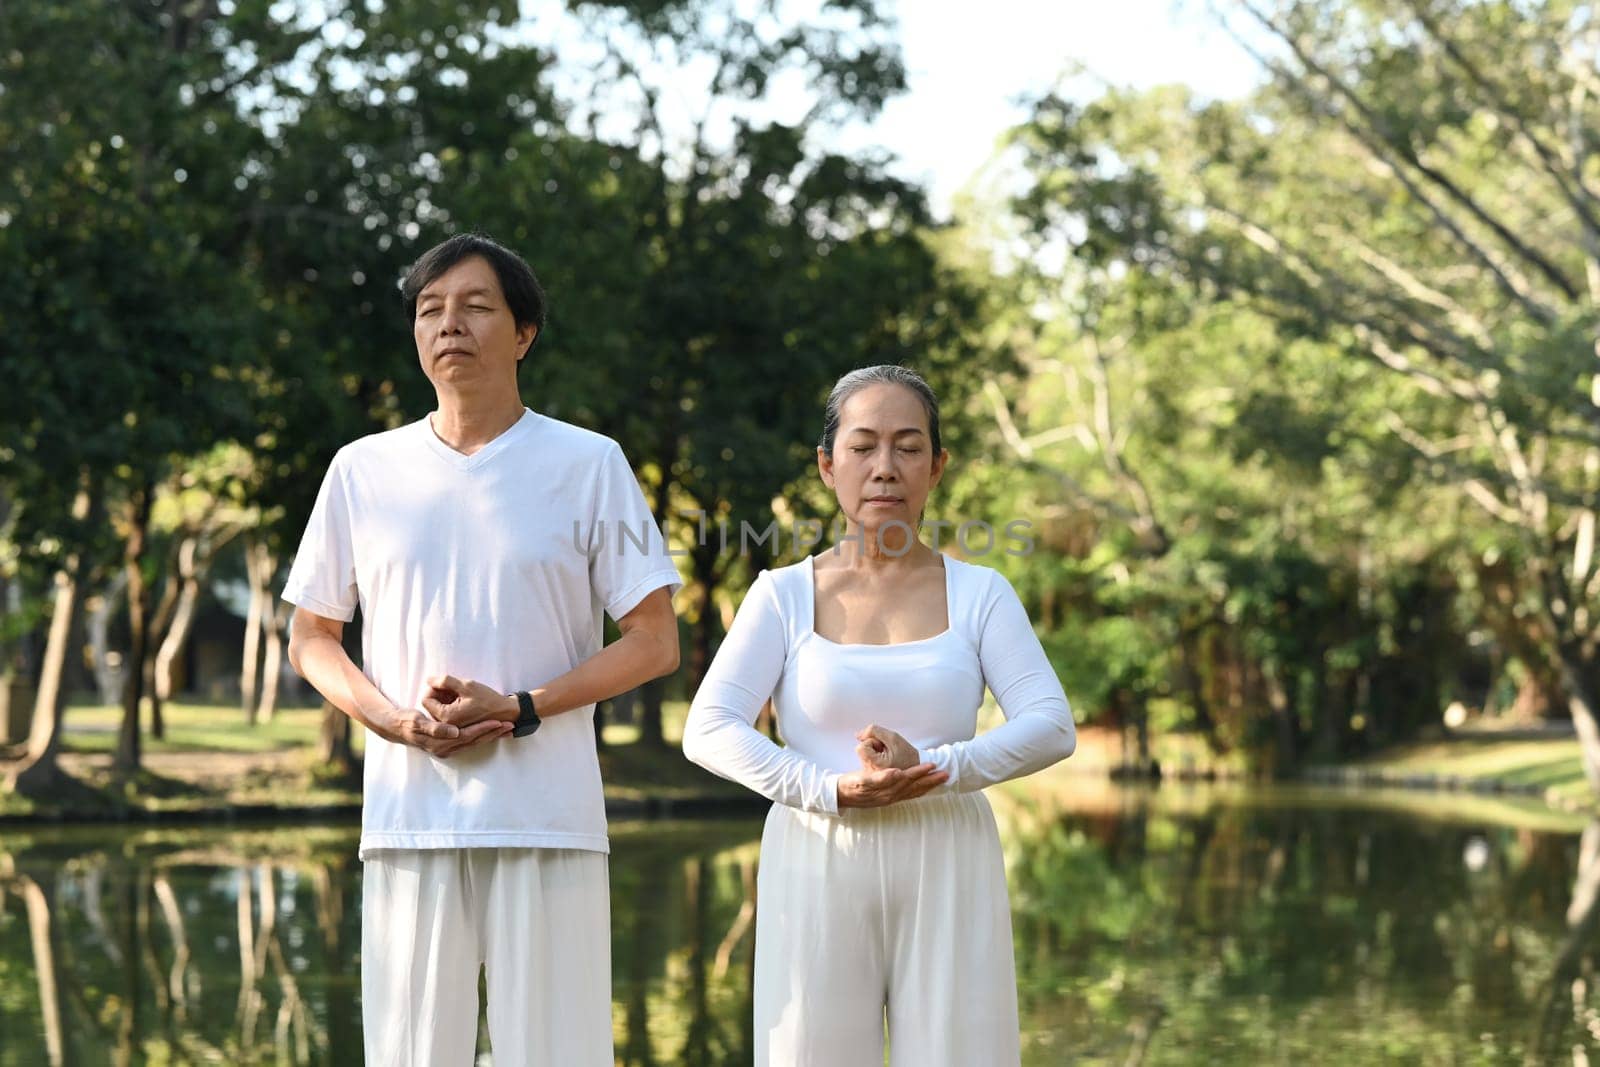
[1001,0,1600,783]
[1,1,267,783]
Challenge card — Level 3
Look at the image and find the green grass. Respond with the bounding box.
[1350,738,1588,791]
[57,697,694,755]
[1,698,740,820]
[59,700,344,755]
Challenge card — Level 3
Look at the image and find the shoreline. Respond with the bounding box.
[6,718,1597,829]
[0,789,771,829]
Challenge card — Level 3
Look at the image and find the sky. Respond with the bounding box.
[838,0,1266,217]
[517,0,1267,221]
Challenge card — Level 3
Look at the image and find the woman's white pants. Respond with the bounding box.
[754,791,1022,1067]
[360,847,612,1066]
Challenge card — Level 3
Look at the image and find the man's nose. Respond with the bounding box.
[437,303,466,333]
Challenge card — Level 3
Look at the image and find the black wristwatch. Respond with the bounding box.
[511,690,542,738]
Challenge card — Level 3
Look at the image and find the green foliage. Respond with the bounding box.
[946,0,1600,772]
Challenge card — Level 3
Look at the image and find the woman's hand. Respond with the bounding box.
[836,763,949,808]
[855,724,920,771]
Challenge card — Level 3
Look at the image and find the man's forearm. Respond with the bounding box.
[289,632,395,731]
[512,626,676,721]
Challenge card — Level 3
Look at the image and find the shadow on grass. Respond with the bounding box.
[1498,756,1586,790]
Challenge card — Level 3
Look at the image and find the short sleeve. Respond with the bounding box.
[281,454,359,622]
[588,441,682,621]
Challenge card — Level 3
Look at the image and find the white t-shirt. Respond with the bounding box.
[682,554,1076,815]
[282,408,681,859]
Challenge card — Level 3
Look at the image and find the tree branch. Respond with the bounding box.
[983,377,1168,553]
[1381,411,1523,523]
[1220,4,1566,321]
[1237,0,1580,303]
[1401,0,1600,243]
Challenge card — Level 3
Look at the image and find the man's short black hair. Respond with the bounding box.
[400,233,548,351]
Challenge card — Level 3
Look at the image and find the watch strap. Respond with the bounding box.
[511,690,541,738]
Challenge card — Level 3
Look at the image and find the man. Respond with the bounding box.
[283,233,681,1065]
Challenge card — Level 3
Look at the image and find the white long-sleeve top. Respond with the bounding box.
[683,554,1076,815]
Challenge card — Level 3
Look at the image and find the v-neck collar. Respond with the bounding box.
[420,407,536,472]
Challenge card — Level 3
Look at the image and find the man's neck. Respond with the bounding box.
[430,391,526,456]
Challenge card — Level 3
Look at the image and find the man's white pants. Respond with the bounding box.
[361,848,612,1066]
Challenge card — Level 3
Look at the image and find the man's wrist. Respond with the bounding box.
[492,693,521,723]
[359,701,398,730]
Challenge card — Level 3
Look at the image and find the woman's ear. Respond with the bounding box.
[929,448,950,488]
[817,445,834,488]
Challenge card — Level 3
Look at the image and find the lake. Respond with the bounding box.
[2,781,1596,1065]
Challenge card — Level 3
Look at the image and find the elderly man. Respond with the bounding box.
[284,232,680,1065]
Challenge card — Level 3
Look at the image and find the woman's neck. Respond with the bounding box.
[828,523,935,571]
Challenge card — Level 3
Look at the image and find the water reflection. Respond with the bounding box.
[0,791,1597,1065]
[1002,790,1600,1064]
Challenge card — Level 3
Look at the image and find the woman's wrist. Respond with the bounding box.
[831,772,852,811]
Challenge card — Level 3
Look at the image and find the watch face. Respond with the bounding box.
[512,717,541,738]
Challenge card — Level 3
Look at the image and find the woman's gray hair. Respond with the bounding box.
[818,365,942,457]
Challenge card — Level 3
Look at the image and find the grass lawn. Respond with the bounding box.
[1345,736,1593,806]
[18,698,1595,823]
[1,698,740,819]
[55,696,697,756]
[58,700,342,755]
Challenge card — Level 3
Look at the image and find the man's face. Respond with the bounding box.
[413,255,536,391]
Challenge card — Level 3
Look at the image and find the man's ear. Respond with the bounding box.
[517,325,538,360]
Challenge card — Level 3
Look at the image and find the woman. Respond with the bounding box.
[683,364,1077,1066]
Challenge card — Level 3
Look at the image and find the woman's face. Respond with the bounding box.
[818,382,948,539]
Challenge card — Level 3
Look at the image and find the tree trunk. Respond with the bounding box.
[153,539,203,705]
[241,538,267,721]
[1529,821,1600,1062]
[1258,660,1299,778]
[143,652,163,742]
[317,700,360,780]
[143,537,193,741]
[19,874,66,1066]
[87,571,127,706]
[257,599,287,724]
[10,482,95,796]
[688,543,721,690]
[1176,622,1223,754]
[638,683,667,747]
[114,483,154,775]
[637,443,677,748]
[1556,645,1600,795]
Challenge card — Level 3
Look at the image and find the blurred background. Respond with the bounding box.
[4,0,1600,1062]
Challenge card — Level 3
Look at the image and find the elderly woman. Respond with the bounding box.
[682,364,1077,1067]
